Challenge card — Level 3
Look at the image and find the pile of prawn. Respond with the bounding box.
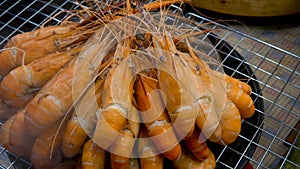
[0,1,255,169]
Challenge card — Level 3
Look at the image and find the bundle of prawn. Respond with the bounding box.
[0,1,256,169]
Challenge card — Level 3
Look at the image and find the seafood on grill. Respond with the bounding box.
[0,1,257,169]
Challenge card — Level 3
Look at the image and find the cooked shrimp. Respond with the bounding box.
[138,125,164,169]
[209,70,255,119]
[184,128,211,161]
[0,24,79,78]
[152,34,198,139]
[93,41,134,149]
[157,37,222,142]
[172,149,216,169]
[0,114,27,156]
[62,79,104,158]
[8,110,35,158]
[110,129,136,169]
[135,74,182,161]
[218,100,241,145]
[30,119,64,169]
[225,74,255,119]
[0,98,18,120]
[82,139,106,169]
[110,103,140,169]
[0,48,81,115]
[62,111,88,158]
[24,58,77,136]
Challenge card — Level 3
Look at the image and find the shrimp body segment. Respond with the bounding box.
[173,150,216,169]
[138,126,164,169]
[110,101,140,169]
[184,128,211,161]
[30,120,65,169]
[82,139,106,169]
[218,100,242,145]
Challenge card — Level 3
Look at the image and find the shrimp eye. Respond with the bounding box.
[136,34,145,41]
[160,56,166,61]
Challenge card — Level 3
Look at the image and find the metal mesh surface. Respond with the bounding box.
[0,0,299,169]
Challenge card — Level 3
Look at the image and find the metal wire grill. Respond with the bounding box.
[0,0,299,169]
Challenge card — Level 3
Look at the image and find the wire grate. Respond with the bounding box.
[0,0,299,169]
[0,0,80,48]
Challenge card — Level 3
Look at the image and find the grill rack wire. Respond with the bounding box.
[0,0,299,169]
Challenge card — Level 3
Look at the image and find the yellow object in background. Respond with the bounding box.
[191,0,300,17]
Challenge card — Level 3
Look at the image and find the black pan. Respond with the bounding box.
[206,32,264,169]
